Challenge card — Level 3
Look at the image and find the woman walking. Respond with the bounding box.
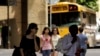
[51,27,61,56]
[20,23,40,56]
[40,27,53,56]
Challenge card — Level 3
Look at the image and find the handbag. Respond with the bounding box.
[34,37,40,52]
[12,46,21,56]
[75,48,81,56]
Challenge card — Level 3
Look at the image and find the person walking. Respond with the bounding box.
[1,21,9,48]
[78,27,88,56]
[40,27,53,56]
[63,25,80,56]
[20,23,40,56]
[56,25,80,56]
[51,27,61,56]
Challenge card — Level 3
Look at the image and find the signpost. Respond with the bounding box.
[48,0,59,30]
[49,0,52,30]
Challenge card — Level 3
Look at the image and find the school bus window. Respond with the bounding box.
[83,12,86,18]
[49,12,80,26]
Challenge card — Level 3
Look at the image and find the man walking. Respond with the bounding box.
[62,25,80,56]
[78,27,88,56]
[1,21,9,48]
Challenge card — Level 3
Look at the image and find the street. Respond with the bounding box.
[0,48,100,56]
[86,49,100,56]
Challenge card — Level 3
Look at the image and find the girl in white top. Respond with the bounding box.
[51,27,61,56]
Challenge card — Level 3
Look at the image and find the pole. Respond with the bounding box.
[49,0,52,30]
[45,0,48,27]
[7,0,10,49]
[7,0,9,25]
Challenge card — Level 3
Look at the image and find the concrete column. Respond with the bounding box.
[10,0,22,47]
[28,0,47,35]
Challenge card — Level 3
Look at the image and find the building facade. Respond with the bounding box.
[0,0,47,48]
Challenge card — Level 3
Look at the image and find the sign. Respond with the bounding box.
[52,6,68,12]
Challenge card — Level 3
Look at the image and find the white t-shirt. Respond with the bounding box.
[52,35,60,49]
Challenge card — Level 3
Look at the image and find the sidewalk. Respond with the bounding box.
[0,49,14,56]
[0,49,99,56]
[0,49,63,56]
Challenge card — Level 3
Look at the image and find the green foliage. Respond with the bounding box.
[59,0,98,11]
[77,0,98,11]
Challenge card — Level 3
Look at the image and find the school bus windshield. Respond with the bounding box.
[48,12,80,27]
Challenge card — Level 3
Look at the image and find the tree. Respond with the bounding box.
[77,0,98,11]
[59,0,98,11]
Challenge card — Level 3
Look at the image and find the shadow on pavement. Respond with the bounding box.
[88,46,100,49]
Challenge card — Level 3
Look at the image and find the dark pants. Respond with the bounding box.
[2,36,8,48]
[42,50,51,56]
[24,50,36,56]
[24,52,36,56]
[63,54,68,56]
[80,49,86,56]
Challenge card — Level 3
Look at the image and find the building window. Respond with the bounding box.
[0,0,8,6]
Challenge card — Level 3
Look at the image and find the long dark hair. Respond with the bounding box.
[51,27,59,35]
[42,27,51,35]
[25,23,38,35]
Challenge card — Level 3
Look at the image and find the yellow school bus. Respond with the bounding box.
[48,2,97,47]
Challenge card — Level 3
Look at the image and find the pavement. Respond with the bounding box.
[0,49,100,56]
[0,49,13,56]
